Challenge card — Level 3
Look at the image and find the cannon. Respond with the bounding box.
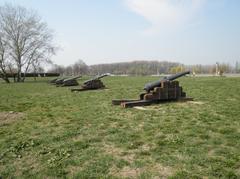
[50,75,81,86]
[112,71,192,108]
[49,77,62,84]
[71,73,109,92]
[144,71,190,92]
[60,75,82,87]
[53,77,69,85]
[49,77,59,84]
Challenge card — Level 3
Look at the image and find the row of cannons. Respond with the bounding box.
[49,74,108,91]
[49,71,192,108]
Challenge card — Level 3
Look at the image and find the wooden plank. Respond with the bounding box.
[121,97,193,108]
[71,88,89,92]
[71,87,105,92]
[122,100,160,108]
[112,99,140,105]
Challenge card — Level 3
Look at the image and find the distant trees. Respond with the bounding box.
[235,61,240,73]
[48,60,89,76]
[47,60,239,76]
[169,65,185,74]
[47,64,65,75]
[72,59,88,75]
[48,60,182,76]
[185,63,236,75]
[0,4,56,83]
[88,61,181,75]
[218,63,230,76]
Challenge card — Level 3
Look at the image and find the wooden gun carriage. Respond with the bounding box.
[112,71,192,108]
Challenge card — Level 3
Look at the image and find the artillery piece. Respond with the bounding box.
[53,77,69,85]
[71,73,109,92]
[49,77,62,84]
[50,75,81,87]
[60,75,82,87]
[49,77,59,84]
[112,71,192,108]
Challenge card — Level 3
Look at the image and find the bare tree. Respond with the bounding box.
[0,33,10,83]
[0,4,56,82]
[72,59,88,75]
[47,64,65,75]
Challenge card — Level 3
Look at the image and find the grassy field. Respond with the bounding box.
[0,76,240,178]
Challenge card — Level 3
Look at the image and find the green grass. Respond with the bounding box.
[0,76,240,178]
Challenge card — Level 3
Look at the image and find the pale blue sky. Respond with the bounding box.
[0,0,239,66]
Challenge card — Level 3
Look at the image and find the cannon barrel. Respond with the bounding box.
[164,71,190,81]
[96,73,109,80]
[55,77,69,85]
[144,71,190,92]
[63,75,82,82]
[49,77,59,84]
[83,73,109,85]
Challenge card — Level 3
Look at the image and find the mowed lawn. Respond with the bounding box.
[0,76,240,178]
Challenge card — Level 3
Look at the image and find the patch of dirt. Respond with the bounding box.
[133,106,149,111]
[134,106,162,111]
[104,143,122,156]
[67,165,83,177]
[140,144,151,151]
[236,168,240,176]
[151,163,173,178]
[13,154,40,177]
[103,143,135,163]
[207,149,215,156]
[72,134,84,142]
[122,153,135,162]
[133,122,145,132]
[104,142,173,178]
[187,101,205,105]
[0,111,25,125]
[109,122,118,128]
[110,163,173,178]
[112,166,142,178]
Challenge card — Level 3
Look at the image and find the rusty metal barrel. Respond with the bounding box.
[144,71,190,92]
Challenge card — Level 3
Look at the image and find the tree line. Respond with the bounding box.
[48,60,240,76]
[48,60,181,76]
